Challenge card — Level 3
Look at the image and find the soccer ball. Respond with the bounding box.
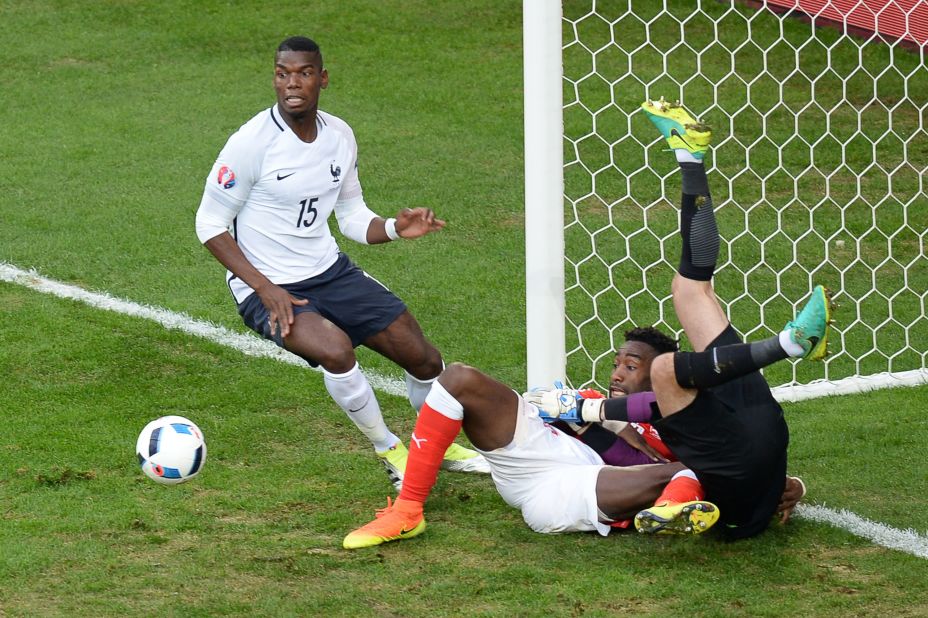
[136,415,206,485]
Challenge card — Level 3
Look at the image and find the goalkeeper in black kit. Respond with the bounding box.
[342,98,825,548]
[530,98,833,539]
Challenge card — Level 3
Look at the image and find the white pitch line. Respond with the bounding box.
[796,504,928,560]
[2,261,927,560]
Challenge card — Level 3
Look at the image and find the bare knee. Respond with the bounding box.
[436,362,478,398]
[286,313,357,373]
[314,345,357,374]
[440,362,518,451]
[649,353,677,390]
[650,352,696,416]
[373,312,443,379]
[406,345,443,380]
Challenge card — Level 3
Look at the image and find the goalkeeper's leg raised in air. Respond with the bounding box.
[344,97,825,546]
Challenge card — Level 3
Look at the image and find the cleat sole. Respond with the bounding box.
[634,501,720,536]
[641,98,712,157]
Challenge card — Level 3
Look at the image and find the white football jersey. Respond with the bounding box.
[198,105,363,303]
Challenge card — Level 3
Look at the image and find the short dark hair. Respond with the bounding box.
[277,36,322,64]
[624,326,679,355]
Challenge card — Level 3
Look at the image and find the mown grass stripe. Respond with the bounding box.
[0,262,406,397]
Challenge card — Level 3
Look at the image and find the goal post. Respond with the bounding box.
[524,0,928,397]
[524,0,567,388]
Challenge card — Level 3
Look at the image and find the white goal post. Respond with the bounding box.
[523,0,928,399]
[524,0,567,387]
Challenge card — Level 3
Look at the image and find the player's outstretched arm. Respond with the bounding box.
[363,208,446,244]
[394,207,446,239]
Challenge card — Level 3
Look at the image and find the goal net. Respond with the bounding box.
[524,0,928,400]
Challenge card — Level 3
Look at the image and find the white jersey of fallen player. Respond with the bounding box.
[199,106,363,304]
[476,396,610,536]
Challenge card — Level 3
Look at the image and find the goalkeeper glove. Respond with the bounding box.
[523,381,604,424]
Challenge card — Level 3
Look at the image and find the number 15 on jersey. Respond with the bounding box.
[297,197,319,228]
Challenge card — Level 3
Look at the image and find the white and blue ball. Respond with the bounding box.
[136,415,206,485]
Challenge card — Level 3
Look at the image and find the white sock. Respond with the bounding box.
[675,149,702,164]
[406,363,443,412]
[671,469,698,482]
[778,329,806,358]
[423,380,465,422]
[324,363,399,452]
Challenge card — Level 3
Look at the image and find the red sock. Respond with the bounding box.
[655,474,704,506]
[397,403,462,507]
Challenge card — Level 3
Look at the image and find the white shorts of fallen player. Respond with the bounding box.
[477,396,609,536]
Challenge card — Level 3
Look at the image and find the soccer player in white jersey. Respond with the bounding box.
[195,36,489,489]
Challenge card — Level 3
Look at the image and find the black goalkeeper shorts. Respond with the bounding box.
[653,324,789,540]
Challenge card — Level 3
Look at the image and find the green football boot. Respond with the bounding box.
[785,284,835,361]
[641,97,712,160]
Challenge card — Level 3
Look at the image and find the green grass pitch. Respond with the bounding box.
[1,1,926,616]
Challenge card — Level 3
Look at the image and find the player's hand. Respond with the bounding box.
[255,282,309,339]
[616,424,669,463]
[523,382,583,423]
[777,475,807,524]
[395,207,446,239]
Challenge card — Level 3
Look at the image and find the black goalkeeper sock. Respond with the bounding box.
[673,336,789,389]
[678,162,718,281]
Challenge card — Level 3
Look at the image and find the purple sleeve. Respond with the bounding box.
[626,391,657,423]
[599,438,654,467]
[599,391,658,423]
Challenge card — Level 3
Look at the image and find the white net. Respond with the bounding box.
[560,0,928,392]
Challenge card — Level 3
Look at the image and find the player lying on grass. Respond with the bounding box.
[342,98,823,548]
[548,328,807,530]
[194,36,488,491]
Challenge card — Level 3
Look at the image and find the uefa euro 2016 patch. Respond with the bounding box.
[217,165,236,189]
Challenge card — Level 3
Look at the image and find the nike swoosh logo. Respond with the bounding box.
[670,128,692,149]
[398,526,419,536]
[808,336,820,347]
[276,172,295,180]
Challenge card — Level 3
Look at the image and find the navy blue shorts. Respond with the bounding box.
[653,324,789,540]
[237,253,407,354]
